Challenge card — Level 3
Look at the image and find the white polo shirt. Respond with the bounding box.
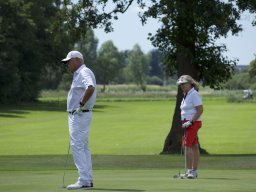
[180,87,202,121]
[67,64,96,111]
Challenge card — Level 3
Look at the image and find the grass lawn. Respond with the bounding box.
[0,98,256,155]
[0,95,256,191]
[0,155,256,192]
[1,169,255,192]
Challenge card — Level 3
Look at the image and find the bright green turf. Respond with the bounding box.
[200,99,256,154]
[1,169,255,192]
[0,100,171,155]
[1,98,256,155]
[1,97,256,191]
[0,155,256,192]
[0,98,256,155]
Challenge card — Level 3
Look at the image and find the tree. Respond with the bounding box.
[96,40,121,92]
[32,0,71,91]
[116,50,130,84]
[0,0,42,102]
[127,44,149,92]
[74,30,98,70]
[0,0,137,103]
[0,0,73,102]
[148,49,163,78]
[147,49,164,85]
[236,0,256,23]
[224,72,251,90]
[57,0,134,35]
[0,0,21,102]
[138,0,242,153]
[248,58,256,78]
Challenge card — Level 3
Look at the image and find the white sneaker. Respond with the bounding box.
[67,182,93,190]
[187,170,198,179]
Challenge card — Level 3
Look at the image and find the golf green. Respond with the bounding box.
[0,169,255,192]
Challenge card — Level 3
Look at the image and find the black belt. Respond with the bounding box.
[68,109,91,115]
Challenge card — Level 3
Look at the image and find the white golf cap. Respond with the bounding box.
[177,75,200,90]
[177,75,191,85]
[61,51,83,63]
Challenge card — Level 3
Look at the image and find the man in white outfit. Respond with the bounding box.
[61,50,96,190]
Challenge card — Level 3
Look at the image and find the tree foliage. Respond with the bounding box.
[149,49,163,78]
[55,0,134,37]
[248,58,256,78]
[140,0,241,88]
[74,30,99,70]
[59,0,254,91]
[236,0,256,25]
[0,0,41,102]
[0,0,72,102]
[136,0,247,153]
[224,73,251,90]
[96,40,121,92]
[127,44,149,91]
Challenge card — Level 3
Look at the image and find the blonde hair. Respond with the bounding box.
[177,75,199,91]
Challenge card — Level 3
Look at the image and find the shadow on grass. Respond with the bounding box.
[0,113,25,118]
[0,100,110,118]
[0,109,30,118]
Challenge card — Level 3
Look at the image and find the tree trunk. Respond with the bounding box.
[161,50,207,154]
[161,88,183,154]
[160,0,208,154]
[101,84,106,93]
[161,49,194,154]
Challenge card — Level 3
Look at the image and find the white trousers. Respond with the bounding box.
[68,112,93,185]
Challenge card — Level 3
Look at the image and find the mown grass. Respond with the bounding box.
[0,97,256,155]
[0,155,256,192]
[1,155,256,171]
[0,88,256,191]
[0,169,255,192]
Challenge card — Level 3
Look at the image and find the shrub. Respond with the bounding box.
[147,76,163,85]
[226,95,243,103]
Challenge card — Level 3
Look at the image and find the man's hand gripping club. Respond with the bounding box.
[74,102,85,116]
[74,106,83,116]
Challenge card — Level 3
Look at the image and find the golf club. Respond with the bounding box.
[62,143,70,188]
[184,129,187,172]
[173,130,187,179]
[173,140,183,179]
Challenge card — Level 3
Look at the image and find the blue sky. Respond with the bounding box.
[94,4,256,65]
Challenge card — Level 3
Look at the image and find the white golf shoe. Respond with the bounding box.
[187,169,198,179]
[66,182,93,190]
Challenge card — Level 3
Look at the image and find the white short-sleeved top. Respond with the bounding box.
[67,64,96,111]
[180,87,202,121]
